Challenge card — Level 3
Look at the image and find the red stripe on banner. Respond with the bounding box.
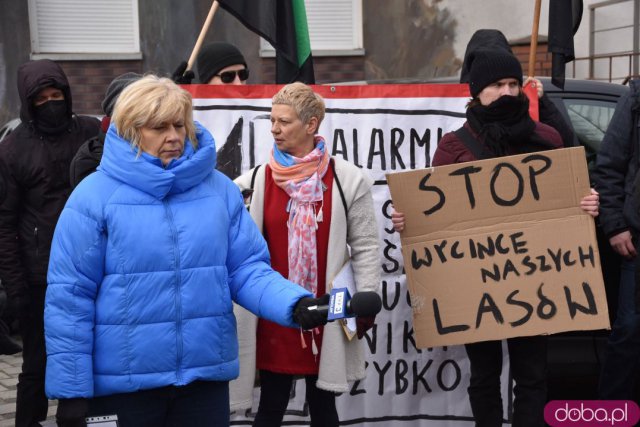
[182,84,470,99]
[182,84,280,99]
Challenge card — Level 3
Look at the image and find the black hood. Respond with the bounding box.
[460,29,512,83]
[17,59,72,124]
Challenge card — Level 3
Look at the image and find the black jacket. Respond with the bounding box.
[593,79,639,238]
[0,59,100,299]
[69,130,105,189]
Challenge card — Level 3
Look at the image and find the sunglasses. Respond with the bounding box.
[217,69,250,83]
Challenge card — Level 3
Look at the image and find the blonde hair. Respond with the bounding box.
[272,82,325,128]
[111,74,197,151]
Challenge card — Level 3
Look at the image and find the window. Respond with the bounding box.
[562,99,617,172]
[261,0,363,57]
[28,0,140,59]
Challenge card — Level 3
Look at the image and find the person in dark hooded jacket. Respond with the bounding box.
[593,78,640,400]
[460,29,576,148]
[70,72,142,188]
[0,58,100,427]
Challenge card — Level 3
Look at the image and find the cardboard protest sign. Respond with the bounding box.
[387,147,609,348]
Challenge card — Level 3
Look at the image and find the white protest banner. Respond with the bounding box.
[184,84,512,426]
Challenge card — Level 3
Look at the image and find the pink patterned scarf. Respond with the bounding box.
[269,136,330,295]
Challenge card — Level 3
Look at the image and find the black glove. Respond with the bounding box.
[56,398,88,427]
[172,61,195,85]
[293,294,330,330]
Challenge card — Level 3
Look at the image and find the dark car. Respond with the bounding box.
[540,76,628,176]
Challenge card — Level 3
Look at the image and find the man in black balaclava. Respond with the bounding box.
[461,29,576,148]
[392,47,600,427]
[0,59,100,427]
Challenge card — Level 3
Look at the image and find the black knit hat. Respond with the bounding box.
[468,50,523,98]
[460,29,512,83]
[197,42,247,84]
[101,72,142,116]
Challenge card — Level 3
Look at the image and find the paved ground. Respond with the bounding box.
[0,339,57,427]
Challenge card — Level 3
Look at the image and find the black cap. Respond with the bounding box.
[468,50,523,98]
[196,42,247,84]
[101,72,142,116]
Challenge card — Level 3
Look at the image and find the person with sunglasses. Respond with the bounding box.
[172,42,249,85]
[197,42,249,85]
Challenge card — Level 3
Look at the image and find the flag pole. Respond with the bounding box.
[528,0,542,78]
[187,0,220,71]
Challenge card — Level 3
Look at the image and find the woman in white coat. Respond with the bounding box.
[232,82,381,426]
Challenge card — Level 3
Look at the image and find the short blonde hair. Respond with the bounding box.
[111,75,197,151]
[272,82,325,128]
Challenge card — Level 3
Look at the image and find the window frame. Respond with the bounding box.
[28,0,142,61]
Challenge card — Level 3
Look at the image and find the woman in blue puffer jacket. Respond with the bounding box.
[44,75,328,427]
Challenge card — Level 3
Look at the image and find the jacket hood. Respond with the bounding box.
[17,59,72,123]
[460,29,512,84]
[99,122,217,199]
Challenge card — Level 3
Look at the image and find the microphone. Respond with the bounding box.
[308,290,382,320]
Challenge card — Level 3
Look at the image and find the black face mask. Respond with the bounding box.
[33,100,70,134]
[466,94,553,157]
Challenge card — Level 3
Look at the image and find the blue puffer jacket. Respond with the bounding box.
[44,122,310,399]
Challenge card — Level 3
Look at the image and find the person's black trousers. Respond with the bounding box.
[465,335,548,427]
[16,288,48,427]
[89,380,230,426]
[254,370,339,427]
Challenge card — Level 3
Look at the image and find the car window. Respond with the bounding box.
[560,99,617,173]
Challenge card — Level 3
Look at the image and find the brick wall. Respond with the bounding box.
[259,56,366,84]
[511,42,552,78]
[58,60,144,116]
[55,56,364,118]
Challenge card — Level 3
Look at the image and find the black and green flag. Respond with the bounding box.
[217,0,315,84]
